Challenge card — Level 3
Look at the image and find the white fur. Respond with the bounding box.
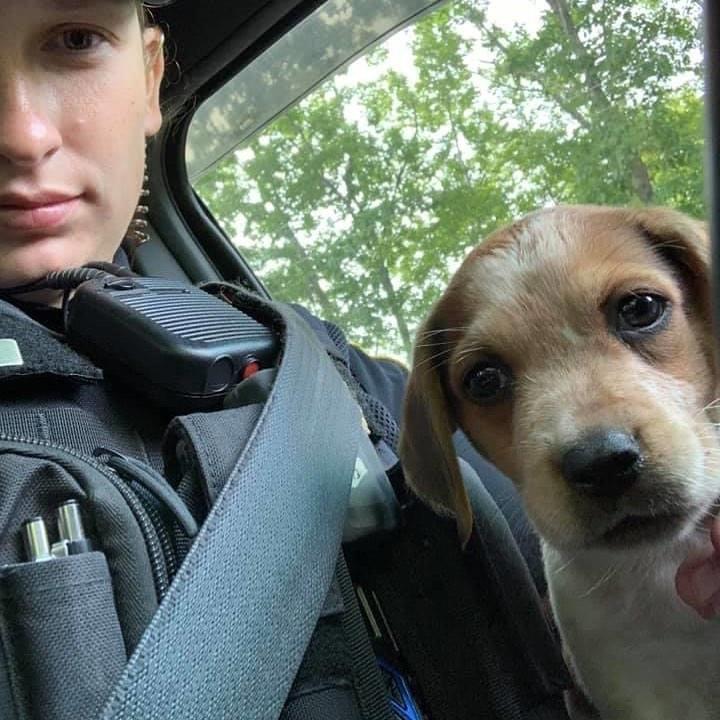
[545,532,720,720]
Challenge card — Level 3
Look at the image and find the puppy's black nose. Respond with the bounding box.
[561,430,642,497]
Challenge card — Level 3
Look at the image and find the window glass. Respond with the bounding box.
[190,0,703,361]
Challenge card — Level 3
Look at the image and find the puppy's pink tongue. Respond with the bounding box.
[676,542,720,620]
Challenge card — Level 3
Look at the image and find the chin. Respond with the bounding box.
[0,235,114,289]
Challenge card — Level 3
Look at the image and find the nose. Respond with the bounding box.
[0,75,61,167]
[561,429,643,498]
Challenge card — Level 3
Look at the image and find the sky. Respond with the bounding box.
[343,0,544,88]
[337,0,546,141]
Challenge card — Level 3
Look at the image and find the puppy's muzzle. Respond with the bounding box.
[561,429,643,499]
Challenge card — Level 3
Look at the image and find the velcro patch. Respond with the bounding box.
[0,339,23,368]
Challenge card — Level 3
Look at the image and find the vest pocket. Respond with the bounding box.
[0,552,126,720]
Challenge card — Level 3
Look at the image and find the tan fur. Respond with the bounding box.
[399,205,720,719]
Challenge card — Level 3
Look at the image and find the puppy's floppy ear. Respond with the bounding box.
[629,206,710,315]
[399,306,474,545]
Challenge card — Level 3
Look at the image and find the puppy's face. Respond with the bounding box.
[400,206,720,552]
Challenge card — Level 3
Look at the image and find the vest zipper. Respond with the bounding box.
[0,434,170,599]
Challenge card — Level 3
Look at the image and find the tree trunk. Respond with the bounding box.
[377,263,412,356]
[630,156,654,203]
[546,0,654,203]
[281,221,336,319]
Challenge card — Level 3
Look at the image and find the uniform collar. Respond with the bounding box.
[0,300,101,382]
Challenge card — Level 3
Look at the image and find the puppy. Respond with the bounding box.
[399,205,720,720]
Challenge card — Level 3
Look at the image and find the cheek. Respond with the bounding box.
[633,315,716,425]
[644,325,719,472]
[660,319,716,407]
[59,63,147,138]
[456,402,519,479]
[61,74,147,228]
[60,64,147,166]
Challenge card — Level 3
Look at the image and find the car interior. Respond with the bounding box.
[126,0,709,717]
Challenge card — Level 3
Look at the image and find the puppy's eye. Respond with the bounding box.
[463,360,512,404]
[616,293,668,333]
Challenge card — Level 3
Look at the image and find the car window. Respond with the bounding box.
[189,0,703,361]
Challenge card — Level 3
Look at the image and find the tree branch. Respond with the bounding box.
[545,0,654,202]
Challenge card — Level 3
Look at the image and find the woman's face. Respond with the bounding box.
[0,0,165,288]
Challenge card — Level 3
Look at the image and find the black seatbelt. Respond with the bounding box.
[100,300,363,720]
[336,553,394,720]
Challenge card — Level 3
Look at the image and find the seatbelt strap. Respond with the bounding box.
[336,552,395,720]
[100,297,362,720]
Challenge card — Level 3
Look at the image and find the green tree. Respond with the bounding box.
[471,0,703,211]
[195,0,703,359]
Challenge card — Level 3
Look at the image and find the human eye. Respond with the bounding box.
[43,27,110,56]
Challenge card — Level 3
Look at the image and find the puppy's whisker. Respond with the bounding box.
[416,326,470,339]
[552,553,579,576]
[697,398,720,417]
[454,346,487,365]
[515,437,551,448]
[580,564,620,599]
[651,240,687,254]
[414,347,453,370]
[414,339,461,349]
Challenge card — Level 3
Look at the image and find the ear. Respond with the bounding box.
[143,27,166,137]
[399,308,474,545]
[630,206,709,290]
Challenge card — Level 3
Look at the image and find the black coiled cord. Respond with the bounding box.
[0,263,138,332]
[0,263,135,297]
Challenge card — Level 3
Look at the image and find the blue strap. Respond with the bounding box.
[100,301,361,720]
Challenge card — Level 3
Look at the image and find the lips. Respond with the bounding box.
[600,510,686,546]
[0,192,82,231]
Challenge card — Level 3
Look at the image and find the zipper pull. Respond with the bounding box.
[93,448,199,538]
